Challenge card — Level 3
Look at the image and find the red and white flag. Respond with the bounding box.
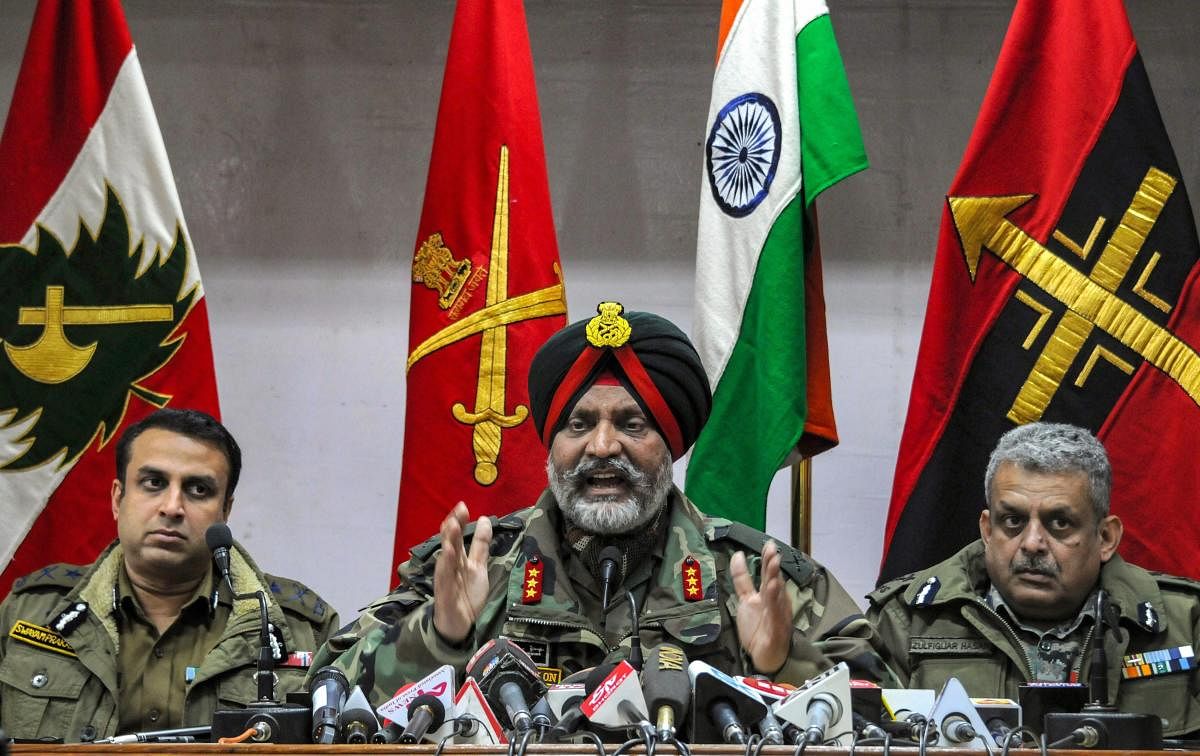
[392,0,567,573]
[0,0,220,595]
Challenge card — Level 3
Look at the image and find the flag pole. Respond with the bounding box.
[790,457,812,554]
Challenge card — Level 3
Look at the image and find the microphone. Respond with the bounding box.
[339,686,380,744]
[598,546,622,612]
[449,677,508,744]
[643,645,690,740]
[466,637,548,735]
[734,676,787,745]
[926,678,989,748]
[400,694,446,743]
[308,666,350,744]
[774,662,852,747]
[205,523,235,595]
[688,660,768,745]
[530,696,556,732]
[204,523,278,704]
[579,660,652,738]
[376,664,457,744]
[548,664,616,741]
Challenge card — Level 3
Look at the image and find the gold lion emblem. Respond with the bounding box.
[412,232,473,310]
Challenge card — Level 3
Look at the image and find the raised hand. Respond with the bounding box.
[432,502,493,644]
[731,540,794,674]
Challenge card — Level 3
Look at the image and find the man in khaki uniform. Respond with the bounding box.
[0,409,338,743]
[313,303,890,708]
[868,422,1200,737]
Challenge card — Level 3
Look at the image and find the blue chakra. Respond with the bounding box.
[706,92,782,218]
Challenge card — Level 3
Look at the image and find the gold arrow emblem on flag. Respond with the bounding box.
[5,285,174,384]
[407,145,566,485]
[949,166,1200,423]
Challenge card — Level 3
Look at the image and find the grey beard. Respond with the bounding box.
[547,453,673,535]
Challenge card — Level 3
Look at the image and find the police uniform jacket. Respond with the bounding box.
[0,540,338,742]
[311,486,891,707]
[867,540,1200,737]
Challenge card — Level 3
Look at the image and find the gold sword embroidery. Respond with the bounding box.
[408,145,566,485]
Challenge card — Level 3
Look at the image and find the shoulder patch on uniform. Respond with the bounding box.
[50,601,89,636]
[709,521,816,587]
[1134,601,1159,632]
[266,574,331,623]
[11,563,89,593]
[911,576,941,607]
[9,619,77,657]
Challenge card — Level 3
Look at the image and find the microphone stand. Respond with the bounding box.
[208,554,310,743]
[1043,590,1162,749]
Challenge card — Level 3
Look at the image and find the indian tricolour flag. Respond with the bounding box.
[685,0,866,529]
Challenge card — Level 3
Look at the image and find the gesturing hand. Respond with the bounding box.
[731,540,794,674]
[432,502,493,644]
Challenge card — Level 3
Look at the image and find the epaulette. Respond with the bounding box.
[10,563,89,593]
[709,521,816,587]
[867,571,919,603]
[265,574,333,624]
[1148,570,1200,595]
[407,509,529,564]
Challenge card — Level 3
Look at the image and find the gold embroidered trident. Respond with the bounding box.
[949,165,1200,422]
[4,285,173,384]
[407,145,566,485]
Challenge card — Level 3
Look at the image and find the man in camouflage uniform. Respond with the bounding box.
[313,302,890,708]
[0,409,338,742]
[868,422,1200,737]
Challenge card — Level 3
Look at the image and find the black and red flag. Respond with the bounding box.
[880,0,1200,582]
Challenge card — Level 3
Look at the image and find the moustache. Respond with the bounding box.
[561,457,647,486]
[1010,555,1059,577]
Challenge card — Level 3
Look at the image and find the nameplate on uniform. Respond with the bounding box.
[9,620,77,657]
[1121,645,1194,679]
[910,637,992,655]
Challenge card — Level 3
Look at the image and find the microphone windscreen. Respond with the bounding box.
[584,662,619,694]
[644,645,690,713]
[598,546,623,581]
[206,522,234,551]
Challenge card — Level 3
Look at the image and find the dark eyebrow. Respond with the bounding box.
[1039,505,1075,521]
[136,464,166,479]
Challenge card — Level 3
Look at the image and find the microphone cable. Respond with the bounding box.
[999,725,1040,756]
[577,729,606,756]
[512,726,536,756]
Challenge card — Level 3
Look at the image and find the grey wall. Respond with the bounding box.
[1,1,1197,621]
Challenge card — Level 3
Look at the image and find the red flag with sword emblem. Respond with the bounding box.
[880,0,1200,583]
[392,0,567,573]
[0,0,221,595]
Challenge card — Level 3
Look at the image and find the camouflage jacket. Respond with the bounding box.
[0,541,338,742]
[867,540,1200,737]
[312,487,890,707]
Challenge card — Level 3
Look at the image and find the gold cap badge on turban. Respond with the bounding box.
[585,301,631,348]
